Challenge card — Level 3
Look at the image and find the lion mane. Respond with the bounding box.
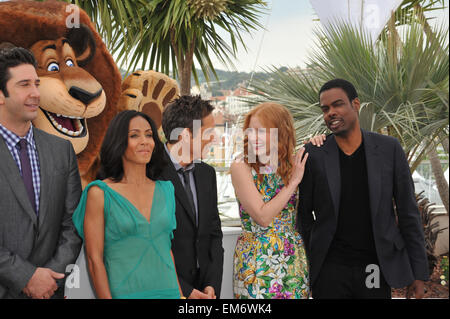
[0,0,122,182]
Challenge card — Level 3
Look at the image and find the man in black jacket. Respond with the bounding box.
[160,95,223,299]
[298,79,428,299]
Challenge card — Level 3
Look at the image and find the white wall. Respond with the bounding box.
[65,226,241,299]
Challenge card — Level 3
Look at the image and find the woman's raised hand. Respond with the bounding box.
[289,147,309,187]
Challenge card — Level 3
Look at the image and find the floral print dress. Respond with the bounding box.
[233,169,310,299]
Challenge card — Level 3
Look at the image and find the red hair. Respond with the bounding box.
[243,103,296,185]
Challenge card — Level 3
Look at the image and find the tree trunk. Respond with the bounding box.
[179,61,192,96]
[387,13,402,59]
[439,131,449,155]
[413,7,448,213]
[180,36,196,96]
[427,140,449,214]
[170,28,195,96]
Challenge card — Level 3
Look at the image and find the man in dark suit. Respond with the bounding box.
[298,79,429,299]
[0,47,82,299]
[160,95,224,299]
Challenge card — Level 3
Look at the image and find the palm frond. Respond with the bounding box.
[248,16,448,168]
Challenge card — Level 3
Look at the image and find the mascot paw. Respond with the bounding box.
[120,70,180,128]
[117,88,144,112]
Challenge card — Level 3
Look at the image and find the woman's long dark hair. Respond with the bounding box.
[97,110,166,181]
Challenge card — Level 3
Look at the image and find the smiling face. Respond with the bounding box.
[319,87,360,137]
[0,64,40,131]
[123,116,155,166]
[247,114,272,157]
[29,38,106,154]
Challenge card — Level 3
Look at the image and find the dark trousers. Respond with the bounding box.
[312,259,391,299]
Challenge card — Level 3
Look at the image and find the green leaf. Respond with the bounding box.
[67,0,267,93]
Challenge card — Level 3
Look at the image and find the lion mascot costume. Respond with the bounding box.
[0,0,179,186]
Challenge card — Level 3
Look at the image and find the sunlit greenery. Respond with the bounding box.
[53,0,267,94]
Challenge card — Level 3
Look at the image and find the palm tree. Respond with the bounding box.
[60,0,267,95]
[247,11,449,212]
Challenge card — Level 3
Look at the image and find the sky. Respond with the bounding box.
[1,0,447,74]
[209,0,449,73]
[209,0,319,73]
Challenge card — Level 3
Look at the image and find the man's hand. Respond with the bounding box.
[23,267,65,299]
[203,286,216,299]
[188,288,212,299]
[406,280,425,299]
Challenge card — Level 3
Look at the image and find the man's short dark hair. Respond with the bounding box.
[319,78,358,103]
[0,46,38,97]
[162,95,214,144]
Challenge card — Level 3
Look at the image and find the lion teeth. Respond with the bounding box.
[46,111,85,136]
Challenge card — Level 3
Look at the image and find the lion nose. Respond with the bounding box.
[69,86,102,105]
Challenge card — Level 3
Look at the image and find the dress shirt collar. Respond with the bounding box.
[0,123,36,151]
[164,143,195,172]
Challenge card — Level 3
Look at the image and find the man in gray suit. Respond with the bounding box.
[298,79,429,299]
[0,47,82,299]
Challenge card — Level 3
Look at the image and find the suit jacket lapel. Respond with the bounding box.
[322,135,341,221]
[161,152,197,226]
[33,128,52,228]
[193,165,204,228]
[0,136,37,225]
[362,130,382,219]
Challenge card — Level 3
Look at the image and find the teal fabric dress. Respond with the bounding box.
[72,180,180,299]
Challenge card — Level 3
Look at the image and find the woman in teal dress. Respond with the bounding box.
[231,103,323,299]
[72,110,182,299]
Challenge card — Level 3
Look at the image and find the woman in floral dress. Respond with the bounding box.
[231,102,316,299]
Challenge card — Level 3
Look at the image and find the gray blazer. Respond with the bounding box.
[298,130,429,288]
[0,127,82,298]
